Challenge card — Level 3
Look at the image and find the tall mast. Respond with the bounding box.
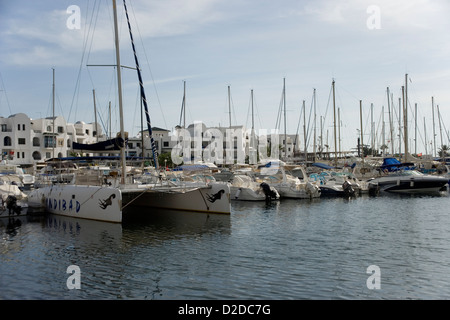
[387,87,394,156]
[338,107,341,159]
[432,96,436,157]
[251,89,254,130]
[283,78,287,160]
[313,88,317,162]
[183,80,186,128]
[403,74,408,162]
[332,79,337,166]
[438,104,443,156]
[371,103,374,156]
[303,100,306,163]
[382,105,385,156]
[109,101,111,140]
[228,85,231,129]
[424,117,428,155]
[92,89,98,143]
[398,97,402,161]
[414,103,417,155]
[360,100,364,164]
[52,68,55,159]
[112,0,126,183]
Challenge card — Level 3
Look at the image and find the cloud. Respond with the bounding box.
[0,0,226,67]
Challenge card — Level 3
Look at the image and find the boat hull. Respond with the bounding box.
[122,183,231,214]
[368,175,448,195]
[230,186,266,201]
[27,185,122,223]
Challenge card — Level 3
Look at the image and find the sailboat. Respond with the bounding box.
[27,0,230,222]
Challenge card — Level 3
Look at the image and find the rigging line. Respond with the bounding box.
[0,72,12,114]
[254,95,263,129]
[321,85,332,135]
[123,0,158,168]
[128,0,168,129]
[275,90,284,130]
[294,100,303,150]
[68,0,100,123]
[305,92,314,148]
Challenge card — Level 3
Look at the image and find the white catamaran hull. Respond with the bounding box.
[122,183,231,214]
[27,185,122,223]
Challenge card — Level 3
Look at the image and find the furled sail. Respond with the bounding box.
[72,137,124,152]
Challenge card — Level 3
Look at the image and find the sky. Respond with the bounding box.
[1,0,450,156]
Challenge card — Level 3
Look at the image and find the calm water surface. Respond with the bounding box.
[1,192,450,300]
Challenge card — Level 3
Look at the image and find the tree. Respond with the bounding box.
[158,152,175,168]
[438,145,449,158]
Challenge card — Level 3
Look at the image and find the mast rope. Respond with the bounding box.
[123,0,159,168]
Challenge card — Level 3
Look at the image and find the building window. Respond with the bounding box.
[22,152,25,158]
[18,138,26,145]
[46,152,51,158]
[22,124,25,130]
[58,126,64,133]
[32,151,42,160]
[163,141,169,147]
[33,137,40,147]
[44,136,56,148]
[18,124,21,130]
[4,136,12,146]
[1,124,7,132]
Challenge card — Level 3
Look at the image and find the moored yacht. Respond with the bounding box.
[367,158,448,195]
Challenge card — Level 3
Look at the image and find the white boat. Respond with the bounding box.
[308,164,363,197]
[256,162,321,199]
[27,184,122,222]
[229,174,279,201]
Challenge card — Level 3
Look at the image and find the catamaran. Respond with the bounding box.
[27,0,230,223]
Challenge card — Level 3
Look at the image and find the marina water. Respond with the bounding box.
[2,192,450,300]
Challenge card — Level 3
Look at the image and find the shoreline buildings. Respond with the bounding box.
[1,112,347,171]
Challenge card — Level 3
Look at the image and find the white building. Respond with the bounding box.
[0,113,104,168]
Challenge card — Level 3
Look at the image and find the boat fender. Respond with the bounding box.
[235,188,241,199]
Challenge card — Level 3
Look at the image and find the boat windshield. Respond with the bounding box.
[396,170,423,176]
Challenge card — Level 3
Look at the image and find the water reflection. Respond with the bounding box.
[2,193,450,299]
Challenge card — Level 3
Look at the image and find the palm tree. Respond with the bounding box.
[438,145,449,158]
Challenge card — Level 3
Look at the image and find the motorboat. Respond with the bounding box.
[256,162,321,199]
[229,174,279,201]
[367,170,448,195]
[309,171,358,197]
[367,158,448,195]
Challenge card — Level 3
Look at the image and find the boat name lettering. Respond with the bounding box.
[47,198,81,213]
